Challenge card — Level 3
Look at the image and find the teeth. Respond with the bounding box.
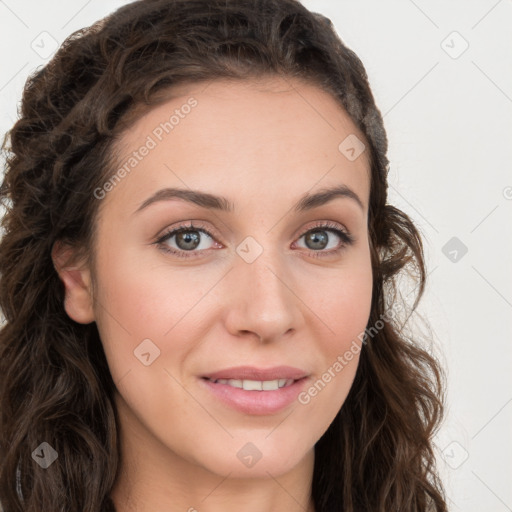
[243,379,263,391]
[208,378,295,390]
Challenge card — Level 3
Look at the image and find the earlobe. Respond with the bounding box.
[51,240,95,324]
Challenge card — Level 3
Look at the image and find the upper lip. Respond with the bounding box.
[201,366,309,381]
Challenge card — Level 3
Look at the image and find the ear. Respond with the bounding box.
[51,240,95,324]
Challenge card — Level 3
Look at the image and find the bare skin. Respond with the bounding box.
[53,76,373,512]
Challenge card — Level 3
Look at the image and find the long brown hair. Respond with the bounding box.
[0,0,447,510]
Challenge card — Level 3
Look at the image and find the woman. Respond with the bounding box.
[0,0,447,510]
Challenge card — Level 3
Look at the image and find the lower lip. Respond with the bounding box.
[199,377,309,415]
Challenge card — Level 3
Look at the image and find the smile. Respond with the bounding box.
[203,377,296,390]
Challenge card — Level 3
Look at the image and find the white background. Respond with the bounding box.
[1,1,511,510]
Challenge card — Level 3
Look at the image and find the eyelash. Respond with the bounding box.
[154,220,355,259]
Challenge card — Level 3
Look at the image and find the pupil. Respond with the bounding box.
[177,231,200,250]
[306,230,327,250]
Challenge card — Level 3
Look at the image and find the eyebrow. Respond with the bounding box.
[133,184,365,215]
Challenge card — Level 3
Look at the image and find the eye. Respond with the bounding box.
[155,221,218,258]
[293,221,355,258]
[154,220,355,259]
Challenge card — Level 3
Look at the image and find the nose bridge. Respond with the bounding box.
[224,236,303,340]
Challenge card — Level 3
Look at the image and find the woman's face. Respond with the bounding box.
[75,77,373,479]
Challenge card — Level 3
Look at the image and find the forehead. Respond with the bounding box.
[103,77,371,218]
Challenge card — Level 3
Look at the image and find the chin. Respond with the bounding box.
[214,457,301,479]
[193,439,312,479]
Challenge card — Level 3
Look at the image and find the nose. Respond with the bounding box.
[223,245,305,343]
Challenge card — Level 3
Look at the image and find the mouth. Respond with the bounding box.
[201,376,299,391]
[198,365,310,414]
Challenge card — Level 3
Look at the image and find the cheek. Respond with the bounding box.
[305,252,372,407]
[339,267,373,341]
[91,245,169,373]
[313,251,373,348]
[91,243,218,378]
